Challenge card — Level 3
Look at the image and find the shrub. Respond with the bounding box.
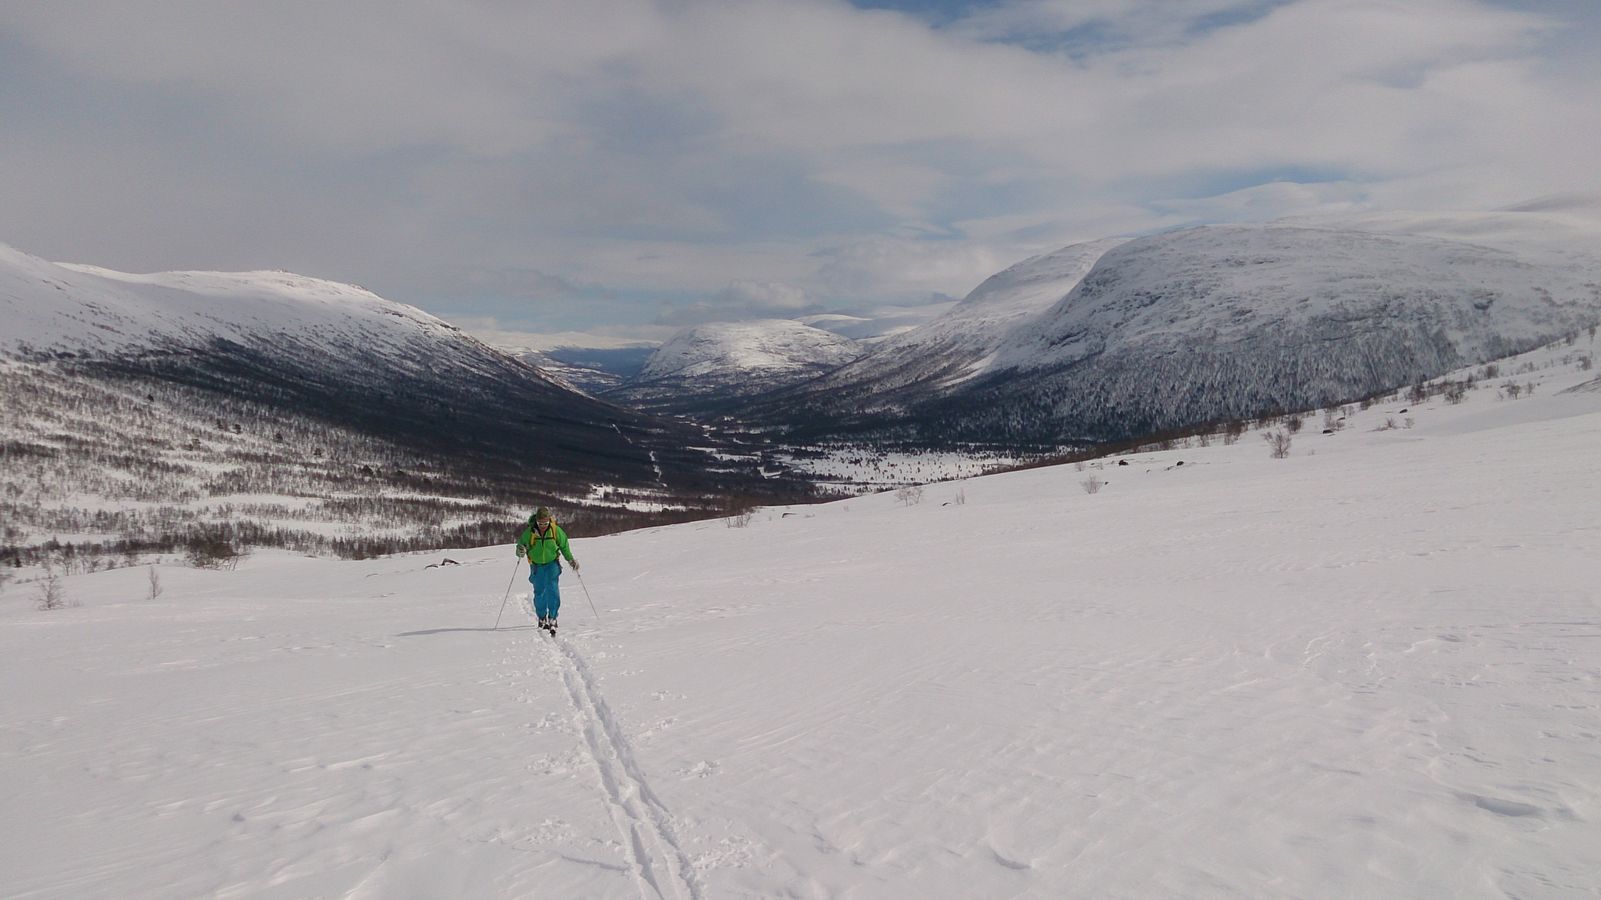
[895,485,925,506]
[185,531,246,569]
[1263,431,1292,459]
[1081,477,1104,495]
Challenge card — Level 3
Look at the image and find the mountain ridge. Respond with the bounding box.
[731,221,1601,445]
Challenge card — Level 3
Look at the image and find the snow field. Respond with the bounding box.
[3,342,1600,897]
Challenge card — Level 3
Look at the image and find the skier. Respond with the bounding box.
[516,506,579,634]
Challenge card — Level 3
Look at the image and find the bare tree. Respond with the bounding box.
[1080,477,1104,495]
[36,560,67,610]
[1263,431,1292,459]
[147,566,163,601]
[895,485,925,506]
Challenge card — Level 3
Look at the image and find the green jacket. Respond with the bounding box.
[518,522,575,566]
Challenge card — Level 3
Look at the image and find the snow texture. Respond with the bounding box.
[757,222,1601,444]
[799,238,1127,397]
[4,339,1600,898]
[613,319,864,408]
[1,243,465,362]
[638,320,862,381]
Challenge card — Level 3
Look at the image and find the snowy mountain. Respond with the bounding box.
[0,243,800,560]
[751,223,1601,445]
[745,238,1126,420]
[7,337,1600,898]
[497,345,656,395]
[605,319,864,413]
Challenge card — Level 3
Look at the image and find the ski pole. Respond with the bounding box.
[577,570,601,623]
[493,557,523,631]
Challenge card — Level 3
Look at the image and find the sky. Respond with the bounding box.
[2,0,1599,345]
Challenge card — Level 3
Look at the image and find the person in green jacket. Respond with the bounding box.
[517,506,578,633]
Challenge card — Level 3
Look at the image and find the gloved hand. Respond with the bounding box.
[571,560,580,572]
[516,546,525,559]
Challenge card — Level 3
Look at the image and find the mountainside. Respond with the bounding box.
[746,238,1125,418]
[749,223,1601,445]
[605,319,864,414]
[492,341,658,396]
[8,338,1600,898]
[0,243,800,561]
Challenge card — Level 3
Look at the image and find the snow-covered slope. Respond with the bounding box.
[638,319,862,380]
[750,223,1601,445]
[3,244,462,364]
[757,238,1125,410]
[1279,193,1601,268]
[607,319,864,412]
[991,224,1598,375]
[0,242,783,553]
[960,224,1601,440]
[5,338,1599,898]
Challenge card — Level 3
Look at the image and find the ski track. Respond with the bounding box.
[535,628,704,900]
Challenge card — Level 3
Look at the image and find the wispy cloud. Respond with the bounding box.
[1,0,1596,334]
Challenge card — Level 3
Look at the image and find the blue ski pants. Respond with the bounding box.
[529,561,562,620]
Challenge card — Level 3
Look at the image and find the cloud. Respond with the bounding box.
[1,0,1598,336]
[655,280,823,326]
[454,317,672,352]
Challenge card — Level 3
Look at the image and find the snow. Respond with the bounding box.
[774,445,1035,488]
[0,243,460,358]
[786,238,1125,400]
[1278,197,1601,269]
[4,340,1601,898]
[988,224,1601,374]
[637,320,862,381]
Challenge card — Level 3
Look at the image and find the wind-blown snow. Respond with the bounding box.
[4,339,1599,898]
